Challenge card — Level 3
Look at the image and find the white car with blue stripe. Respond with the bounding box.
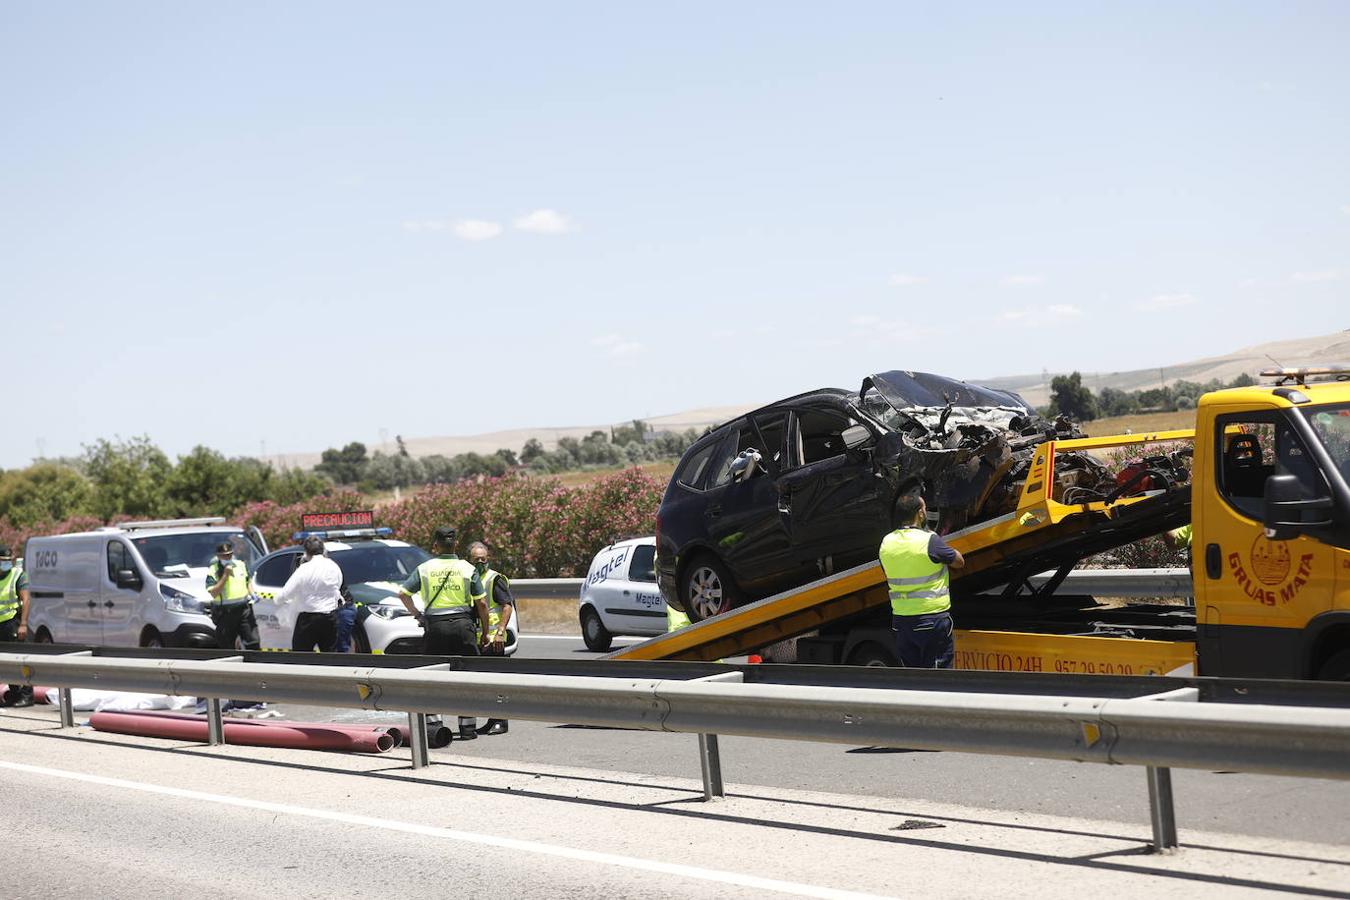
[578,536,665,651]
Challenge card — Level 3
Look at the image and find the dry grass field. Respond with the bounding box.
[1083,410,1195,437]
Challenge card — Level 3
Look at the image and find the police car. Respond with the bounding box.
[250,521,520,656]
[578,536,665,651]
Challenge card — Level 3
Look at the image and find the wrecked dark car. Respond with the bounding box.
[655,370,1111,621]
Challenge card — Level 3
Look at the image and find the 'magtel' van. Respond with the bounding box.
[25,518,267,648]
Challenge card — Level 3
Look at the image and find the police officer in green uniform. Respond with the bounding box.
[0,545,33,706]
[205,541,260,651]
[398,525,490,738]
[879,493,965,668]
[468,541,514,735]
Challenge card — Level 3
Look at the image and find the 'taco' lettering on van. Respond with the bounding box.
[32,550,59,570]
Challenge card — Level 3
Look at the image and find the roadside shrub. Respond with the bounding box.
[232,489,370,551]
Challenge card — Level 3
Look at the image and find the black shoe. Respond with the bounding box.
[7,697,33,708]
[476,719,509,736]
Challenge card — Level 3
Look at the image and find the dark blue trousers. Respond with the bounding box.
[891,611,955,669]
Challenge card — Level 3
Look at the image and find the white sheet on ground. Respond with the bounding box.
[51,689,198,712]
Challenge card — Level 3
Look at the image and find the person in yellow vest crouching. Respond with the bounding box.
[0,545,34,707]
[468,540,514,736]
[879,492,964,668]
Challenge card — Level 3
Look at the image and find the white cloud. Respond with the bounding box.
[514,209,574,234]
[1001,274,1045,286]
[888,273,926,287]
[1291,269,1340,283]
[452,220,503,241]
[997,304,1087,323]
[591,333,645,357]
[1137,293,1197,311]
[1047,304,1083,317]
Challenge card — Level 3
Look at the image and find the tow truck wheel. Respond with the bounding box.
[680,555,738,623]
[847,642,897,667]
[580,606,613,652]
[1316,648,1350,681]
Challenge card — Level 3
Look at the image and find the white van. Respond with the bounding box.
[578,536,666,651]
[25,518,267,648]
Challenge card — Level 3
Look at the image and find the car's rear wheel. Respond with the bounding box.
[33,627,53,645]
[580,606,613,652]
[680,555,739,623]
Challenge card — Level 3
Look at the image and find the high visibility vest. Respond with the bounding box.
[478,568,511,632]
[418,557,477,615]
[879,528,951,616]
[0,567,22,624]
[211,559,251,604]
[667,604,691,632]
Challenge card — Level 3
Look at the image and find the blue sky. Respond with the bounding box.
[2,2,1347,468]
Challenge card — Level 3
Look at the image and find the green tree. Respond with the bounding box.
[0,463,95,526]
[1049,372,1098,421]
[365,451,425,490]
[1096,387,1138,417]
[315,442,369,484]
[520,438,544,464]
[1229,372,1257,388]
[270,467,332,504]
[165,446,276,517]
[82,436,173,521]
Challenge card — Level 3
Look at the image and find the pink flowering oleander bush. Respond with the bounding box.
[376,469,664,577]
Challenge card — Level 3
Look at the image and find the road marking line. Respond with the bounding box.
[0,759,894,900]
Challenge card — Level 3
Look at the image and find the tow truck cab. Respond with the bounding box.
[1191,368,1350,679]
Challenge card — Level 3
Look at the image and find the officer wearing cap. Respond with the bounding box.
[398,526,490,739]
[398,526,489,656]
[0,545,33,707]
[205,541,260,651]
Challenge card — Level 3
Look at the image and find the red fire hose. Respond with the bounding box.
[90,710,398,753]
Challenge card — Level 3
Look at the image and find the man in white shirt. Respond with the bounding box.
[276,536,344,652]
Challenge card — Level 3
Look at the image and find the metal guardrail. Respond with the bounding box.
[2,646,1347,851]
[514,569,1194,601]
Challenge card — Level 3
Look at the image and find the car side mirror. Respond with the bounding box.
[1262,473,1333,540]
[116,568,143,590]
[841,424,873,451]
[729,449,762,483]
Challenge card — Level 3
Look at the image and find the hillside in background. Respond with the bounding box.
[268,329,1346,469]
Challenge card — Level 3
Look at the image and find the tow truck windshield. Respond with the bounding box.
[1307,403,1350,481]
[132,532,260,576]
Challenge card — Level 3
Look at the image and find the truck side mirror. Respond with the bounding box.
[116,568,143,590]
[1262,473,1333,540]
[841,424,874,451]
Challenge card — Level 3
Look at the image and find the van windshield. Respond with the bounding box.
[131,533,260,576]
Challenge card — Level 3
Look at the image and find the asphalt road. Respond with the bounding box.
[261,629,1350,847]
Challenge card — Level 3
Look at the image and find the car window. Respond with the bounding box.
[331,544,432,584]
[754,412,789,471]
[106,541,130,581]
[254,552,301,586]
[676,438,723,489]
[710,423,759,487]
[1216,414,1322,519]
[627,544,656,583]
[795,408,854,466]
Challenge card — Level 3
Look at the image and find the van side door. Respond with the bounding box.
[250,550,304,649]
[99,540,145,646]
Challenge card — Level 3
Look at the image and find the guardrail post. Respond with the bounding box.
[1146,766,1178,851]
[58,688,74,728]
[698,734,724,800]
[206,697,224,746]
[409,712,430,769]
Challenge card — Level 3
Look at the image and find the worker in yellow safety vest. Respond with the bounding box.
[879,492,964,668]
[206,541,261,651]
[398,525,490,740]
[468,540,514,735]
[0,544,33,706]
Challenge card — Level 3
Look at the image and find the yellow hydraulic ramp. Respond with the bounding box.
[607,429,1194,663]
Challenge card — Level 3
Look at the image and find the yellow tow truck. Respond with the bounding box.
[613,367,1350,680]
